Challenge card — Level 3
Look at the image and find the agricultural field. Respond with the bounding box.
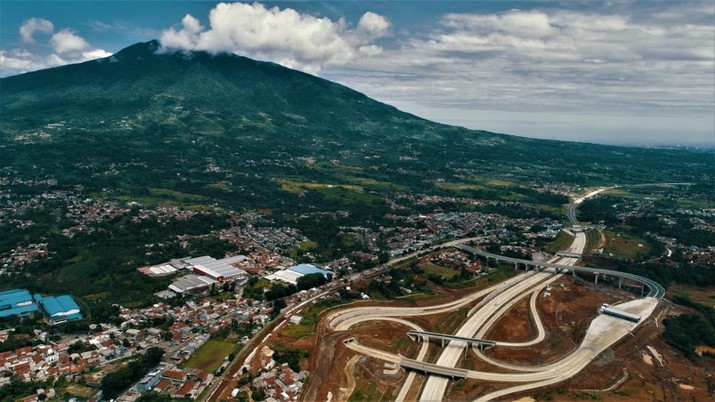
[181,340,235,373]
[419,262,461,279]
[602,230,651,259]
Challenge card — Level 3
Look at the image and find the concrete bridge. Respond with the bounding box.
[556,251,582,258]
[407,330,496,350]
[456,245,665,299]
[399,358,469,379]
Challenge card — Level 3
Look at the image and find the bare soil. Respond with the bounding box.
[295,274,712,402]
[508,303,715,402]
[482,277,620,366]
[486,296,537,343]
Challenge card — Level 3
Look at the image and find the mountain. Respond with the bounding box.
[1,40,712,304]
[1,40,711,211]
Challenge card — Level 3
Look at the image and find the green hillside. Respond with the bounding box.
[2,40,710,207]
[0,40,712,304]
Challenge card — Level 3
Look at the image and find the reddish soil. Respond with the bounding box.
[494,302,715,401]
[300,273,513,401]
[482,277,621,366]
[300,319,417,401]
[486,296,537,343]
[294,272,709,402]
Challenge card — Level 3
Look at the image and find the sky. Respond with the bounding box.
[1,1,713,146]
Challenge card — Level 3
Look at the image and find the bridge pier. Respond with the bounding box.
[594,274,598,285]
[618,277,622,289]
[514,262,518,271]
[641,284,645,296]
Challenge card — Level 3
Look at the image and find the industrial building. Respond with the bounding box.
[169,274,218,294]
[183,256,247,282]
[35,295,83,324]
[138,264,178,276]
[0,289,82,323]
[265,264,332,286]
[139,255,248,279]
[598,303,641,323]
[0,289,39,318]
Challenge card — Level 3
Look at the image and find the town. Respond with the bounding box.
[1,176,713,401]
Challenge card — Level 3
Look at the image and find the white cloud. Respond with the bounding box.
[82,49,113,60]
[1,19,111,77]
[357,12,390,39]
[160,14,203,50]
[323,3,714,145]
[159,2,390,73]
[50,29,90,55]
[19,18,54,44]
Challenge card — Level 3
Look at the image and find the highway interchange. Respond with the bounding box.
[324,187,665,401]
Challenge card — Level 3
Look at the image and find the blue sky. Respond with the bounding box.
[1,1,713,146]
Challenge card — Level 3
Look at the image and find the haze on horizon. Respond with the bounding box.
[1,0,713,147]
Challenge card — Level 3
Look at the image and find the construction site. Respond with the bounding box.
[252,187,712,402]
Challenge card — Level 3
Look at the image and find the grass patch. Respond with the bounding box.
[349,377,387,402]
[436,182,485,192]
[472,176,520,187]
[276,179,362,193]
[670,285,715,307]
[334,174,407,191]
[180,340,235,373]
[82,291,110,301]
[499,192,529,201]
[299,241,318,251]
[603,230,651,259]
[315,186,381,204]
[420,262,460,279]
[544,230,575,253]
[397,292,433,301]
[584,229,602,254]
[275,179,380,204]
[282,324,314,338]
[207,181,230,191]
[678,198,715,209]
[62,384,96,398]
[442,308,469,334]
[283,297,346,338]
[148,188,206,201]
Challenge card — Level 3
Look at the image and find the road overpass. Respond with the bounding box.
[407,330,496,349]
[456,245,665,298]
[399,358,469,379]
[556,251,582,258]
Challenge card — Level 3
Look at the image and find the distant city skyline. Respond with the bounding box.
[1,1,713,146]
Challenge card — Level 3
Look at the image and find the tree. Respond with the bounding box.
[271,299,286,318]
[296,273,328,291]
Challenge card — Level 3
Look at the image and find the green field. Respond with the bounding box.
[180,340,235,373]
[420,262,460,279]
[603,230,651,259]
[544,230,575,253]
[283,324,315,338]
[283,298,345,338]
[583,229,602,254]
[670,285,715,308]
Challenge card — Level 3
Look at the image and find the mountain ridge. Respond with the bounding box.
[1,40,711,203]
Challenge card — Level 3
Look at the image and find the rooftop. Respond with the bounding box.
[287,264,331,276]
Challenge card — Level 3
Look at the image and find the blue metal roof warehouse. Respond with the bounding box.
[287,264,331,276]
[35,295,83,323]
[0,289,39,318]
